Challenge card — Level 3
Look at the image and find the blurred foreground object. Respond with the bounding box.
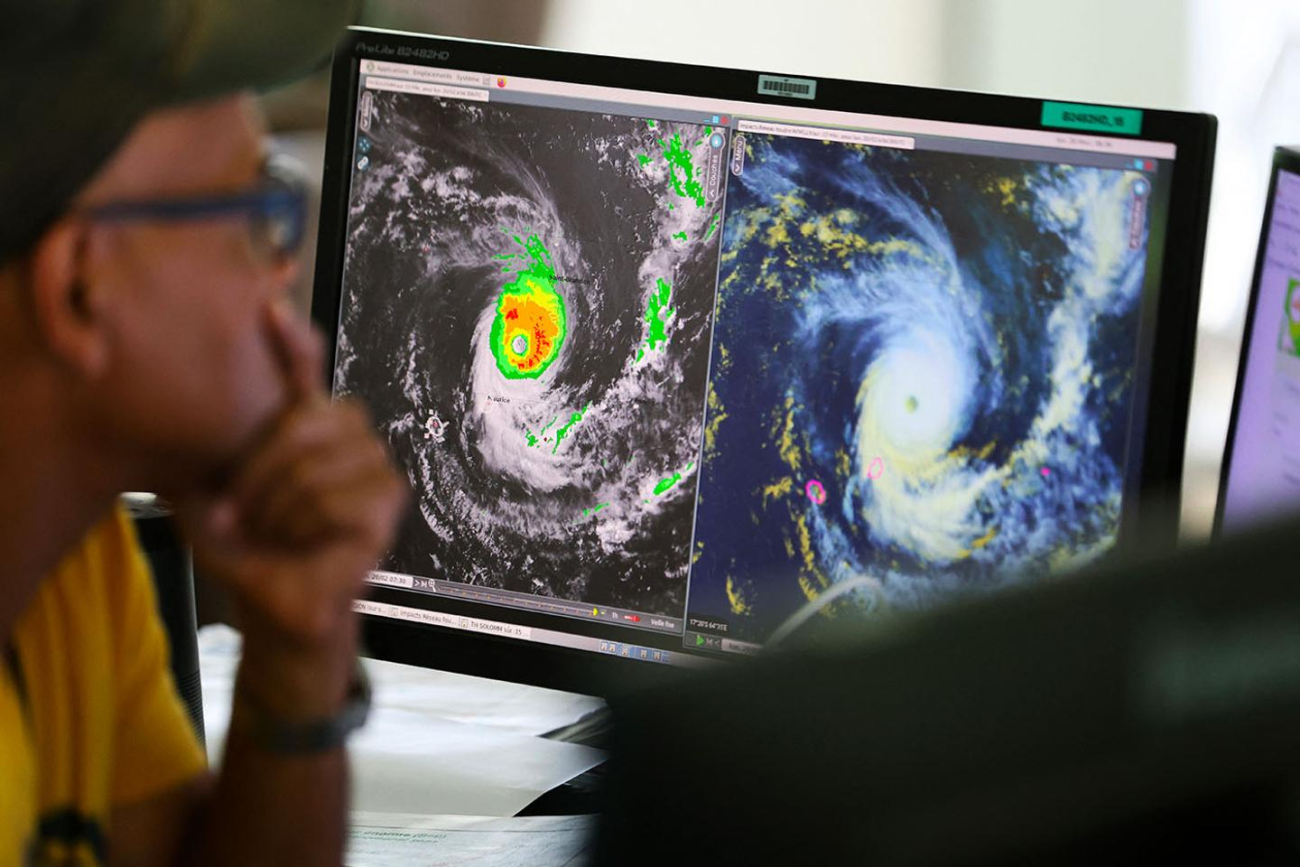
[597,511,1300,866]
[262,0,549,131]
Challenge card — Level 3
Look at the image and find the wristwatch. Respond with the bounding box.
[232,658,372,755]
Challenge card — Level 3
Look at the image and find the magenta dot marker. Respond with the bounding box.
[1041,467,1051,477]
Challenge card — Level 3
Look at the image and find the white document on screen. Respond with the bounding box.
[198,626,606,817]
[347,812,594,867]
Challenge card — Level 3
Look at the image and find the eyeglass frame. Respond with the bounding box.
[79,155,310,262]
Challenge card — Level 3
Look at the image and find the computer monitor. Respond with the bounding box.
[1216,146,1300,536]
[312,27,1216,693]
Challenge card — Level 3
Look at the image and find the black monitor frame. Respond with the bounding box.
[313,26,1217,696]
[1213,146,1300,538]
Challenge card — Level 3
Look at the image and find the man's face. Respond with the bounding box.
[78,95,299,490]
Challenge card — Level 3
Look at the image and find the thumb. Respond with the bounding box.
[265,300,326,403]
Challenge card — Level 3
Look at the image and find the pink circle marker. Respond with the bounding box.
[1041,467,1051,477]
[805,479,827,505]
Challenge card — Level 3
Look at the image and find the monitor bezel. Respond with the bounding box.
[1213,146,1300,537]
[313,26,1217,695]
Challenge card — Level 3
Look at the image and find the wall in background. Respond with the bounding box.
[939,0,1190,110]
[542,0,946,89]
[1191,0,1300,333]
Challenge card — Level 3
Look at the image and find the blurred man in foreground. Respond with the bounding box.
[0,1,406,864]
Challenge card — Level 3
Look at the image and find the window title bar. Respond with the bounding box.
[364,59,1176,160]
[363,76,487,102]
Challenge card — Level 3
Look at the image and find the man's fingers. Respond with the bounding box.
[269,469,406,554]
[243,436,396,543]
[265,300,326,404]
[233,400,374,511]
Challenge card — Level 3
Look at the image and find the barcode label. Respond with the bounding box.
[757,75,817,100]
[766,80,808,94]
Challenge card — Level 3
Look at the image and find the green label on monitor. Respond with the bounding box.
[1041,101,1143,136]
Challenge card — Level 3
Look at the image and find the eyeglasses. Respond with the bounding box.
[82,156,309,262]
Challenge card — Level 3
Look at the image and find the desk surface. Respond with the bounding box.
[198,625,606,818]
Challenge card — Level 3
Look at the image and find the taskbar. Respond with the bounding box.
[355,599,714,669]
[366,570,684,635]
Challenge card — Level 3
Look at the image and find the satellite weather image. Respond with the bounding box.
[687,135,1155,642]
[335,91,724,616]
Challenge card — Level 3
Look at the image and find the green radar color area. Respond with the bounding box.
[662,133,707,207]
[653,461,694,496]
[636,278,676,362]
[489,234,567,379]
[1287,278,1300,358]
[646,278,675,349]
[635,126,708,209]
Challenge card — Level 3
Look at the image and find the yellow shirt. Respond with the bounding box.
[0,506,207,866]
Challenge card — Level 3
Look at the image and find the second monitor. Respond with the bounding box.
[1218,146,1300,536]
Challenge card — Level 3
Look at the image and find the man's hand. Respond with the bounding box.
[179,302,407,717]
[159,304,403,867]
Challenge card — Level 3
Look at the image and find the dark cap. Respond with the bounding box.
[0,0,358,265]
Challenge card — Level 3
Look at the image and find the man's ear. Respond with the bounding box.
[26,220,112,379]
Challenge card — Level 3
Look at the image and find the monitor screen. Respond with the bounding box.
[317,34,1209,676]
[1219,158,1300,533]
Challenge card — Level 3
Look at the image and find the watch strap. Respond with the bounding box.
[232,657,372,755]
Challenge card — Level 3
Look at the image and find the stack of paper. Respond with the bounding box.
[347,812,595,867]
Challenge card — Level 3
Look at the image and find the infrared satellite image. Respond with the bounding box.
[335,91,723,615]
[688,135,1154,642]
